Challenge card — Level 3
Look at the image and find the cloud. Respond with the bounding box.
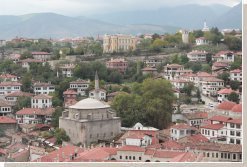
[1,0,241,16]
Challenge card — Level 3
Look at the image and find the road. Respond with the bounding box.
[201,94,218,110]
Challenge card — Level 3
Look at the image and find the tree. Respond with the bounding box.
[180,83,194,96]
[51,107,63,127]
[224,35,242,51]
[108,71,123,84]
[202,64,212,73]
[217,72,230,86]
[228,92,239,103]
[190,63,202,73]
[54,128,70,145]
[20,51,33,60]
[13,96,31,113]
[229,80,240,90]
[112,78,175,129]
[180,55,189,64]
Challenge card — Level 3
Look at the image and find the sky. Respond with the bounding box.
[1,0,242,16]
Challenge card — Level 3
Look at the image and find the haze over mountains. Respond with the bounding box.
[0,3,241,39]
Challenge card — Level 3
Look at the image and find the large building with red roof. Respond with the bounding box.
[0,116,17,132]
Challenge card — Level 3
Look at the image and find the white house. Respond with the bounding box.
[201,115,242,145]
[213,51,235,62]
[19,58,44,70]
[70,79,90,96]
[16,108,55,124]
[60,64,75,77]
[230,69,242,82]
[0,82,22,96]
[217,88,239,103]
[32,52,52,61]
[0,99,13,116]
[170,123,197,140]
[195,37,209,46]
[5,91,33,105]
[31,94,52,108]
[33,82,55,95]
[187,50,208,62]
[171,80,190,89]
[144,57,162,67]
[125,133,153,147]
[201,78,224,97]
[164,64,184,80]
[0,74,18,82]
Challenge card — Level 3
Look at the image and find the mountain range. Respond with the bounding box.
[0,3,241,39]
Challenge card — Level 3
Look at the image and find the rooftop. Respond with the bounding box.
[69,98,110,109]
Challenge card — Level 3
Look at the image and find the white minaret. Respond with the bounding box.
[182,30,189,44]
[94,71,100,100]
[202,20,209,32]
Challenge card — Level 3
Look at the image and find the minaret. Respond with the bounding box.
[95,71,100,100]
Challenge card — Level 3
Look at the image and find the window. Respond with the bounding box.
[126,156,128,160]
[230,131,235,136]
[139,157,141,161]
[228,153,230,159]
[216,153,218,158]
[233,154,236,160]
[129,156,131,160]
[236,131,241,137]
[236,124,240,129]
[230,138,234,144]
[133,156,135,160]
[230,123,234,128]
[212,153,214,158]
[119,156,122,159]
[207,153,209,157]
[236,139,241,144]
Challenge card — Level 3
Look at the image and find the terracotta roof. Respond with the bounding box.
[35,124,51,129]
[153,150,184,158]
[213,62,229,67]
[142,67,157,71]
[183,112,208,120]
[202,77,224,82]
[171,79,189,83]
[32,94,52,99]
[217,88,235,94]
[230,69,242,73]
[0,82,22,86]
[72,147,117,162]
[33,82,54,87]
[32,52,51,55]
[231,103,242,113]
[170,123,196,130]
[118,145,145,152]
[171,152,197,162]
[226,119,242,124]
[201,123,224,130]
[209,115,232,122]
[63,89,77,95]
[20,58,43,63]
[0,99,12,107]
[16,108,55,116]
[6,91,33,97]
[0,116,16,124]
[160,140,184,150]
[196,72,212,77]
[217,101,236,110]
[188,50,207,55]
[70,79,90,84]
[34,145,84,162]
[0,74,17,79]
[166,64,183,68]
[215,51,234,57]
[0,148,6,155]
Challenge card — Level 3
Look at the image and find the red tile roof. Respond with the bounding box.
[16,108,55,116]
[70,79,90,84]
[20,58,43,63]
[34,145,84,162]
[209,115,232,122]
[6,91,33,97]
[217,101,236,110]
[32,94,52,99]
[231,103,242,113]
[118,145,145,152]
[142,67,157,71]
[32,52,51,55]
[0,99,12,107]
[218,88,235,94]
[202,77,224,82]
[33,82,54,87]
[226,119,241,124]
[215,51,234,57]
[0,74,17,79]
[201,123,224,130]
[230,69,242,73]
[160,140,184,150]
[0,116,16,124]
[72,147,117,162]
[196,72,213,77]
[170,123,196,130]
[166,64,183,68]
[153,150,184,158]
[0,82,22,86]
[63,89,77,95]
